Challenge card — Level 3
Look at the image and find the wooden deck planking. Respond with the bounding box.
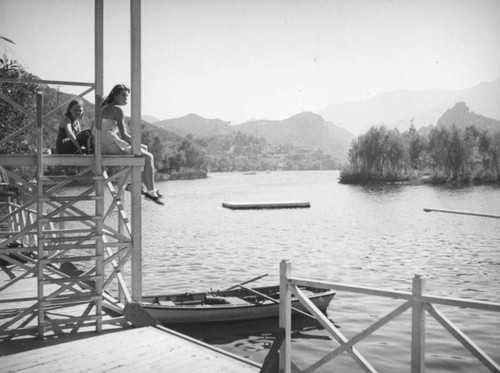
[0,326,260,372]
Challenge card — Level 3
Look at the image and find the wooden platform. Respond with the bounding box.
[0,326,260,372]
[0,154,145,167]
[0,269,260,372]
[222,201,311,210]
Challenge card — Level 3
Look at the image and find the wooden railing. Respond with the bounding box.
[0,78,95,150]
[278,260,500,373]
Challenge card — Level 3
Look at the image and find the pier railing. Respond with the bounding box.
[278,260,500,373]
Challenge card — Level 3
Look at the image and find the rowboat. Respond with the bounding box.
[141,285,335,324]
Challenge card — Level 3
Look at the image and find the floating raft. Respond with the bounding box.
[222,201,311,210]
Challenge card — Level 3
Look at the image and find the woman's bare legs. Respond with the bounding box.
[140,148,155,191]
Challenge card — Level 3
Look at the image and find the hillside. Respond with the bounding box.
[142,115,160,124]
[435,102,500,134]
[235,112,353,163]
[154,112,354,163]
[318,77,500,135]
[154,114,232,138]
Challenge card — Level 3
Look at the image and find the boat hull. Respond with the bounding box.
[141,285,335,324]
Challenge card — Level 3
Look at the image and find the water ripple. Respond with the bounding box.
[137,171,500,372]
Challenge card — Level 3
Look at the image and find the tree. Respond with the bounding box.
[341,126,410,182]
[380,128,406,176]
[174,135,208,171]
[406,123,423,169]
[447,125,467,180]
[0,55,39,155]
[462,125,480,177]
[479,130,500,180]
[427,126,450,175]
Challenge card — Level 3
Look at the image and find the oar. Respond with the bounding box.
[423,208,500,219]
[237,284,315,319]
[224,273,269,291]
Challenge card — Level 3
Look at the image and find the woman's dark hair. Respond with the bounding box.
[65,98,84,120]
[102,84,130,106]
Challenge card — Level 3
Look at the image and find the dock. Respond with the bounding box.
[0,325,260,372]
[0,269,261,372]
[222,201,311,210]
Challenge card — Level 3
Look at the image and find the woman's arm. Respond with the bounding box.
[115,107,132,143]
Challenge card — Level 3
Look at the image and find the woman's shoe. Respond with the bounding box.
[144,192,164,205]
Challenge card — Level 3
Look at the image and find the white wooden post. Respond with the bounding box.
[130,0,142,302]
[94,0,104,333]
[117,172,125,303]
[411,274,426,373]
[279,260,292,373]
[35,92,44,339]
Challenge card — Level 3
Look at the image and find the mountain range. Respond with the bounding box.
[318,77,500,135]
[153,112,353,163]
[147,76,500,164]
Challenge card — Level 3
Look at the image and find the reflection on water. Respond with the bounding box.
[168,314,332,346]
[127,171,499,372]
[167,314,338,367]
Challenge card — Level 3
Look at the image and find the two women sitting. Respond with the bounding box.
[56,85,163,205]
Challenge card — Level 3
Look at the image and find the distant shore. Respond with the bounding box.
[156,168,207,181]
[338,171,500,186]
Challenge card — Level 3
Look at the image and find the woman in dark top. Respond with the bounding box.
[56,98,91,154]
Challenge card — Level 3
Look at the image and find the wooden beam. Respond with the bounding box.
[423,207,500,219]
[411,275,425,373]
[424,303,500,372]
[279,260,292,373]
[130,0,143,303]
[0,77,95,87]
[0,155,144,167]
[292,285,377,373]
[35,91,44,339]
[95,0,104,334]
[131,0,142,155]
[291,277,413,300]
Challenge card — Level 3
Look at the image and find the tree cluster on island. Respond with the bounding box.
[340,111,500,185]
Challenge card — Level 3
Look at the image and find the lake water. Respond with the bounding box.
[132,170,499,372]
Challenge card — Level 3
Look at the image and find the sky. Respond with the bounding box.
[1,0,500,128]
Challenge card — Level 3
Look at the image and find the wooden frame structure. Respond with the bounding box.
[278,260,500,373]
[0,0,144,339]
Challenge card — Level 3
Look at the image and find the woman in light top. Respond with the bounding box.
[56,98,91,154]
[101,84,163,205]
